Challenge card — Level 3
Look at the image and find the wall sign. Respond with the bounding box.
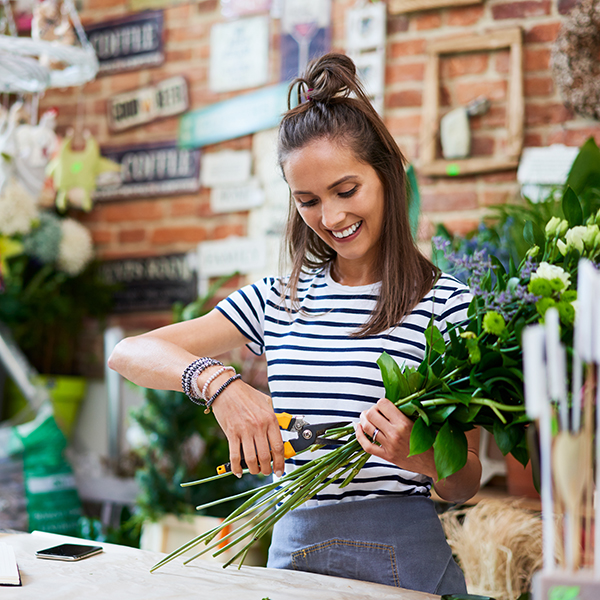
[107,76,189,132]
[220,0,272,18]
[200,150,252,187]
[211,181,265,213]
[178,83,289,148]
[210,16,269,93]
[94,141,200,201]
[85,11,164,75]
[101,253,197,313]
[197,237,266,277]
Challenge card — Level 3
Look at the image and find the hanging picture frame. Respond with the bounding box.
[419,27,524,177]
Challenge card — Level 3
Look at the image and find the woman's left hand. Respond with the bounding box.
[355,398,437,479]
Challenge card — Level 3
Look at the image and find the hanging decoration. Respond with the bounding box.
[551,0,600,121]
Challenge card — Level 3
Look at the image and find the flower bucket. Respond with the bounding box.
[3,375,87,439]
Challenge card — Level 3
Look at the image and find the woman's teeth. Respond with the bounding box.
[332,221,362,239]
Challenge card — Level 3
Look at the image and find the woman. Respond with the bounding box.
[108,53,481,594]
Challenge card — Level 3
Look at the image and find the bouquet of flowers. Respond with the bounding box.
[151,138,600,571]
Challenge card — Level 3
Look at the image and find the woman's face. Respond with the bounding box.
[283,137,385,279]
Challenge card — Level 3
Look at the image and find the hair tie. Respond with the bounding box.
[306,88,314,101]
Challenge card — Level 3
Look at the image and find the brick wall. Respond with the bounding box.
[38,0,600,335]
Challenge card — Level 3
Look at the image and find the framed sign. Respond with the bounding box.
[85,11,164,75]
[419,28,524,177]
[209,16,270,92]
[107,76,189,132]
[221,0,272,18]
[200,150,252,187]
[210,180,265,213]
[94,141,200,201]
[100,253,197,313]
[197,237,266,277]
[346,2,386,52]
[178,83,289,148]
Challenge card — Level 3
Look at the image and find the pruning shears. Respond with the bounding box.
[216,412,350,475]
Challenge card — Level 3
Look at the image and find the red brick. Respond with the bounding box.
[415,13,442,30]
[558,0,578,14]
[447,6,485,26]
[164,4,192,20]
[442,218,480,236]
[119,229,146,243]
[524,132,544,146]
[98,201,164,222]
[84,78,103,95]
[385,114,422,136]
[525,22,561,44]
[526,103,574,126]
[91,229,113,244]
[143,117,179,136]
[171,198,198,217]
[421,190,478,212]
[471,136,495,156]
[386,62,425,83]
[164,48,194,63]
[108,72,143,94]
[525,76,554,97]
[212,224,245,239]
[480,190,514,206]
[388,15,410,34]
[470,106,507,130]
[441,53,489,78]
[151,226,208,244]
[169,23,209,43]
[455,80,507,105]
[93,99,106,116]
[492,1,551,20]
[111,312,172,335]
[494,49,511,74]
[390,39,426,59]
[482,170,518,183]
[548,128,600,147]
[197,0,218,13]
[524,48,551,72]
[386,89,423,108]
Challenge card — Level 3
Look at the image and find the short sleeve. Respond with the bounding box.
[215,278,274,355]
[434,276,473,337]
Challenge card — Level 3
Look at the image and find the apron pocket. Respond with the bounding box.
[291,538,400,588]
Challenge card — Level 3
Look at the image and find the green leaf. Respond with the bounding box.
[493,420,521,456]
[407,370,425,393]
[565,136,600,195]
[409,417,436,456]
[428,404,457,423]
[433,420,468,480]
[425,324,446,355]
[523,220,535,246]
[510,435,530,467]
[406,164,421,241]
[562,186,583,227]
[453,404,482,423]
[523,220,545,250]
[377,352,400,402]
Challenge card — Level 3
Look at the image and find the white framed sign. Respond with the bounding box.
[346,2,386,52]
[200,150,252,187]
[209,15,270,93]
[210,180,265,213]
[197,236,267,277]
[354,50,385,98]
[107,76,189,132]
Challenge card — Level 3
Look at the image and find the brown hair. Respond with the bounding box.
[278,53,439,337]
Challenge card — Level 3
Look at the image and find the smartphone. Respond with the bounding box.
[35,543,103,561]
[441,595,497,600]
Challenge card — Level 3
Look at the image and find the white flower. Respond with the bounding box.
[57,218,94,276]
[0,177,38,236]
[545,216,562,238]
[583,224,599,249]
[531,261,571,291]
[565,226,587,253]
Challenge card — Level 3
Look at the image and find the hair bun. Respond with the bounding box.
[302,53,364,103]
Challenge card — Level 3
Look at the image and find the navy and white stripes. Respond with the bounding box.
[216,266,471,506]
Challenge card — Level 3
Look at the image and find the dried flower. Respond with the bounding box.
[57,218,94,276]
[0,177,38,236]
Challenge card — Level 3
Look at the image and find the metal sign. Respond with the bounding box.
[94,140,200,201]
[197,237,266,277]
[85,10,164,75]
[107,76,189,132]
[100,253,197,313]
[178,83,289,149]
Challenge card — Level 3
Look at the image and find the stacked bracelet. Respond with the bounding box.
[204,373,241,414]
[201,366,236,402]
[181,357,222,405]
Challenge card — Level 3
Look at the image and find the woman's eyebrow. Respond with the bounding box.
[293,175,357,195]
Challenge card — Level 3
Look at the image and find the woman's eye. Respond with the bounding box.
[339,186,358,198]
[299,198,318,207]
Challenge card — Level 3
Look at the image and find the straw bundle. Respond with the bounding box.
[440,499,543,600]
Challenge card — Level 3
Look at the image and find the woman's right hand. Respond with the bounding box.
[210,378,285,478]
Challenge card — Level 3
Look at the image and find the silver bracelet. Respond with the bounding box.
[182,357,222,405]
[201,366,236,402]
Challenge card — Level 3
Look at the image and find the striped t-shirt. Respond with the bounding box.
[215,266,472,507]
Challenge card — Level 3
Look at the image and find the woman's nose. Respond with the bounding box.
[320,200,344,230]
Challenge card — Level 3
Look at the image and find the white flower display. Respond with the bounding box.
[565,225,588,253]
[0,177,39,236]
[531,261,571,291]
[57,218,94,276]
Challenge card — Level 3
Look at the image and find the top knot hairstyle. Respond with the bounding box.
[278,53,439,337]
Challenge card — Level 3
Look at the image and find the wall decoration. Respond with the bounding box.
[94,141,200,201]
[200,150,252,187]
[389,0,482,15]
[209,15,269,93]
[220,0,272,19]
[197,236,266,278]
[210,181,265,213]
[419,28,523,177]
[280,0,331,81]
[178,83,288,148]
[551,0,600,121]
[100,253,197,313]
[107,76,189,132]
[85,10,164,76]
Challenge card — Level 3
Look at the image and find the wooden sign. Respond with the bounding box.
[389,0,482,14]
[94,141,200,201]
[178,83,288,149]
[85,11,164,75]
[107,76,189,132]
[100,253,197,313]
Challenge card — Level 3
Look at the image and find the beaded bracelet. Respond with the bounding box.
[181,357,222,405]
[204,373,241,414]
[201,366,236,402]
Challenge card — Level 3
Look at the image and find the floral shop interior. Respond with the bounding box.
[1,0,600,599]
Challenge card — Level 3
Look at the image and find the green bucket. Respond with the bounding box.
[3,375,87,439]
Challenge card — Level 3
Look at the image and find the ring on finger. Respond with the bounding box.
[372,427,380,444]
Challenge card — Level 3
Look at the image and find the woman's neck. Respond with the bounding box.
[330,258,380,287]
